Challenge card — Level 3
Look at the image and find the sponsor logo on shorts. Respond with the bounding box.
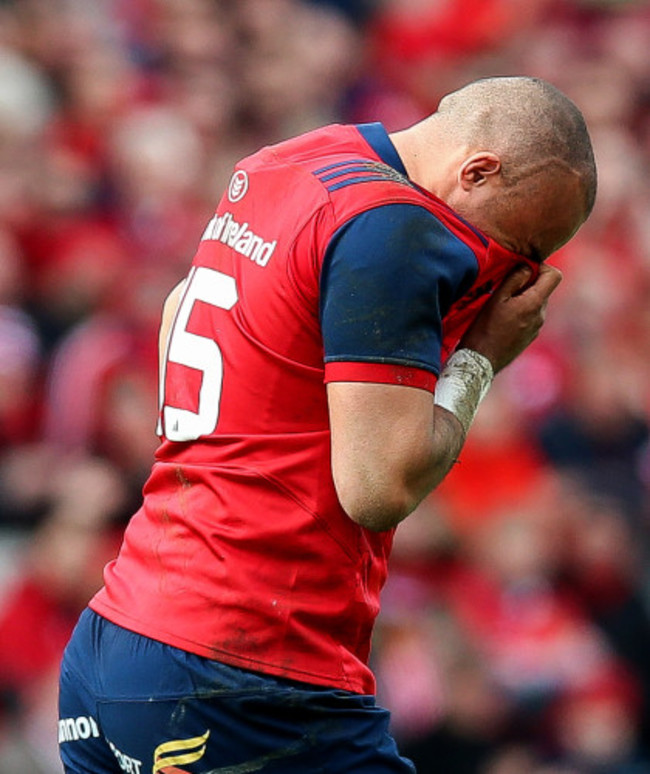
[109,740,143,774]
[58,715,100,743]
[153,729,210,773]
[228,170,249,203]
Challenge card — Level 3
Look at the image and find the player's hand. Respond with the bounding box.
[459,263,562,373]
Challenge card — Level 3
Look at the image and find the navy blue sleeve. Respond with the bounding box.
[320,204,479,376]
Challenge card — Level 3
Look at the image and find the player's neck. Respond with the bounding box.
[389,120,465,203]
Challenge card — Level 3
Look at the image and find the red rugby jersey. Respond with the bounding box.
[90,123,535,694]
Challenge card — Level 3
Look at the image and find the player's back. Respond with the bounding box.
[91,124,404,695]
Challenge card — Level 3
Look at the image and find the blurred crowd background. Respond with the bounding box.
[1,0,650,771]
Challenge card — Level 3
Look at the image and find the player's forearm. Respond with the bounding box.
[333,403,464,533]
[402,349,494,512]
[428,404,466,487]
[331,351,493,533]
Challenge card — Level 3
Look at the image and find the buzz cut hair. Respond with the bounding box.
[437,76,597,215]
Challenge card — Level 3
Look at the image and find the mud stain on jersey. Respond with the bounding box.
[175,466,192,489]
[175,465,193,523]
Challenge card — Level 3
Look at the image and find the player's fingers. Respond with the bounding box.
[496,264,534,298]
[532,264,563,300]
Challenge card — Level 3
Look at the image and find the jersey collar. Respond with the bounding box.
[357,122,540,277]
[356,123,408,178]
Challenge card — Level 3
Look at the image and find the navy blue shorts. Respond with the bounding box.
[58,608,415,773]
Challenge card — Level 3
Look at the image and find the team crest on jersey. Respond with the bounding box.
[228,170,249,203]
[153,730,210,773]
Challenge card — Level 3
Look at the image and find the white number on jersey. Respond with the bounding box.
[158,266,238,441]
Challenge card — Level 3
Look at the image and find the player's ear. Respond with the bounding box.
[458,152,501,190]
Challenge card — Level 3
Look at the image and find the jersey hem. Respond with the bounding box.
[89,600,374,696]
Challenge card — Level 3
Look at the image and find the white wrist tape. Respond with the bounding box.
[434,349,494,435]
